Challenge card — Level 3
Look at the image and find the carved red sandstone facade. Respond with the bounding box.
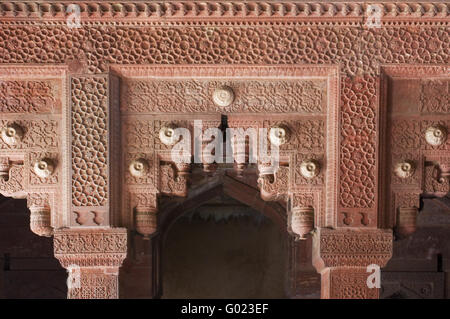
[0,1,448,299]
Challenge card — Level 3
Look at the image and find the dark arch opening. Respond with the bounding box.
[159,177,288,298]
[0,195,66,298]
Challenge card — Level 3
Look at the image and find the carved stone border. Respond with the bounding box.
[0,2,448,25]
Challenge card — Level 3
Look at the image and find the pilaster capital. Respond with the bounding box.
[313,228,393,272]
[53,228,127,268]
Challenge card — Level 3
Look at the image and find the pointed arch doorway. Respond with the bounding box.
[160,174,289,298]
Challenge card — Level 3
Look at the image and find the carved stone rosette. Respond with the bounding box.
[53,228,127,299]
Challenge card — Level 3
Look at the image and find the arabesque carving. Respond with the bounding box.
[383,66,449,239]
[0,1,448,299]
[53,228,127,299]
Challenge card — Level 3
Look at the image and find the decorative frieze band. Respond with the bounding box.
[0,2,448,24]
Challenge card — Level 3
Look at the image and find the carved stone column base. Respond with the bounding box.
[54,228,127,299]
[313,228,393,299]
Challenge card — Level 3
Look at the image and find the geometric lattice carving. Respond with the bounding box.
[71,76,108,207]
[68,269,119,299]
[339,76,377,210]
[327,268,379,299]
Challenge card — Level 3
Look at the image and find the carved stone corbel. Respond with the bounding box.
[27,192,53,237]
[130,192,158,239]
[257,165,289,201]
[424,162,450,196]
[289,193,315,240]
[0,157,25,198]
[160,163,188,197]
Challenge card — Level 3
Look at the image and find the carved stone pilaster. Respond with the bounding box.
[53,228,127,299]
[313,228,393,299]
[69,74,121,227]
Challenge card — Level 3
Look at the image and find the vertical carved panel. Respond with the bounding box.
[338,75,378,227]
[70,75,120,226]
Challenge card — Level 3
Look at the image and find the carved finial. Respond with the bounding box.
[212,86,234,107]
[129,158,149,177]
[269,124,290,146]
[33,158,54,178]
[425,124,447,146]
[29,207,53,237]
[395,207,418,239]
[394,161,415,179]
[291,206,314,240]
[159,124,178,146]
[27,193,52,237]
[1,123,24,146]
[300,160,320,178]
[135,207,157,239]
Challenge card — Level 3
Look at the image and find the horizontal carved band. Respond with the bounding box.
[313,228,393,271]
[0,2,447,23]
[54,228,127,267]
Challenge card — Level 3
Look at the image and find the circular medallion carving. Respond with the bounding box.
[425,124,447,146]
[269,125,290,146]
[212,86,234,107]
[33,158,54,178]
[129,158,149,177]
[1,123,24,146]
[159,124,178,146]
[300,160,320,179]
[394,161,415,179]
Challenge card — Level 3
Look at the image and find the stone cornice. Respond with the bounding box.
[0,2,448,25]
